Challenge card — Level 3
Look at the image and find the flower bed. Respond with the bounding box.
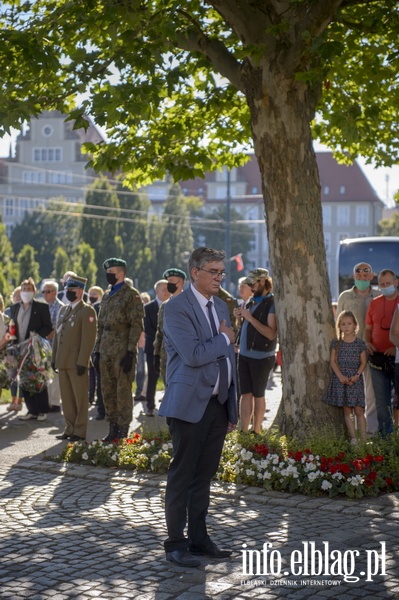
[56,429,399,499]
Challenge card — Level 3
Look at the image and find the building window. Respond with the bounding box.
[340,185,346,195]
[356,205,369,226]
[338,232,349,242]
[324,232,331,253]
[322,205,331,226]
[323,186,330,196]
[23,171,46,184]
[33,147,63,162]
[49,172,73,184]
[5,198,14,216]
[42,125,53,137]
[337,206,350,226]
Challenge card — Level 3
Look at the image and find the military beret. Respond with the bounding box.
[103,257,127,270]
[65,275,87,289]
[243,268,270,285]
[163,268,187,280]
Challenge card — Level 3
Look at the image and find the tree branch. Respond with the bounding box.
[175,28,244,92]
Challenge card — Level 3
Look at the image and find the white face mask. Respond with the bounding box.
[20,291,34,303]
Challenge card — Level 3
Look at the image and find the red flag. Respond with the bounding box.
[232,254,244,271]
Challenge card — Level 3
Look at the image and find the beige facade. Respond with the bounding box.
[0,110,103,235]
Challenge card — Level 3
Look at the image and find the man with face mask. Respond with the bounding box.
[337,262,380,434]
[52,276,97,441]
[364,269,399,436]
[93,258,144,441]
[153,268,186,384]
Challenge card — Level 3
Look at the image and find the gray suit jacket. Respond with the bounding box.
[158,286,238,424]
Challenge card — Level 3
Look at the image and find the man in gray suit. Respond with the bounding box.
[159,247,238,568]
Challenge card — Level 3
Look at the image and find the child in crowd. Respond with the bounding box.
[324,310,368,445]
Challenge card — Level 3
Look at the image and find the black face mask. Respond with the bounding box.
[89,296,98,304]
[66,290,77,302]
[167,282,178,294]
[106,273,118,286]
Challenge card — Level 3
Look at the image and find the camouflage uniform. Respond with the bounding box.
[217,287,239,336]
[94,282,143,428]
[153,299,168,382]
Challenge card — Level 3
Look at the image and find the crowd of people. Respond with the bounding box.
[1,247,399,567]
[325,262,399,443]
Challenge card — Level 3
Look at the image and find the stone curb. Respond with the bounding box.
[11,457,399,521]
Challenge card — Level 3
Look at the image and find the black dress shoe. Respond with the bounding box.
[69,435,85,442]
[55,433,70,440]
[95,415,105,420]
[165,550,201,567]
[190,542,232,559]
[48,405,61,413]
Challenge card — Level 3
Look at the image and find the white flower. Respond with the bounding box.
[82,452,89,461]
[241,449,253,460]
[332,472,343,480]
[348,475,364,486]
[111,453,118,461]
[263,471,272,479]
[304,462,317,472]
[245,469,255,477]
[162,443,169,451]
[321,480,333,490]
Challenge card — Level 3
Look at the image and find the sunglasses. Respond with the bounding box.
[354,268,371,274]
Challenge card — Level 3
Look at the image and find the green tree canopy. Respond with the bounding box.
[53,246,71,282]
[2,1,399,435]
[81,178,123,283]
[17,245,40,284]
[0,218,16,300]
[73,242,98,288]
[155,183,194,276]
[377,212,399,236]
[10,200,81,279]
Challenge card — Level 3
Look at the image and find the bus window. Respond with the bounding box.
[338,237,399,295]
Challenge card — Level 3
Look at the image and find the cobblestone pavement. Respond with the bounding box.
[0,372,399,599]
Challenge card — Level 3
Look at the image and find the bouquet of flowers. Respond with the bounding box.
[0,350,11,389]
[9,334,54,395]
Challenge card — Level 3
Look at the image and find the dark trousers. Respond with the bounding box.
[145,351,158,411]
[23,387,49,415]
[164,396,228,553]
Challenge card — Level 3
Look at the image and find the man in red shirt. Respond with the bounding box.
[364,269,399,436]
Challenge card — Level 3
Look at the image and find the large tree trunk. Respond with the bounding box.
[243,60,344,439]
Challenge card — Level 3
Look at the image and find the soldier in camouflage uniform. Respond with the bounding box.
[93,258,143,441]
[153,268,186,382]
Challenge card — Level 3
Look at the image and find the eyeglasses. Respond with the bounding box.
[198,268,227,280]
[354,268,371,274]
[42,290,54,294]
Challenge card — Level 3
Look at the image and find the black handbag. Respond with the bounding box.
[368,352,395,374]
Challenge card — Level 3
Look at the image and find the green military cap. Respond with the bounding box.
[103,257,127,270]
[65,275,87,289]
[243,268,270,285]
[163,268,187,280]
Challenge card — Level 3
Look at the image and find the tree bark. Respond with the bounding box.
[242,59,344,439]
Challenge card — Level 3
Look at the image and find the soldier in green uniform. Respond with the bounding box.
[93,258,144,441]
[153,268,186,382]
[52,276,97,441]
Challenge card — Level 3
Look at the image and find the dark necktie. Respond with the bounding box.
[206,301,229,404]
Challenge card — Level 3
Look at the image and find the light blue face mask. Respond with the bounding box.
[354,280,370,292]
[379,285,396,297]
